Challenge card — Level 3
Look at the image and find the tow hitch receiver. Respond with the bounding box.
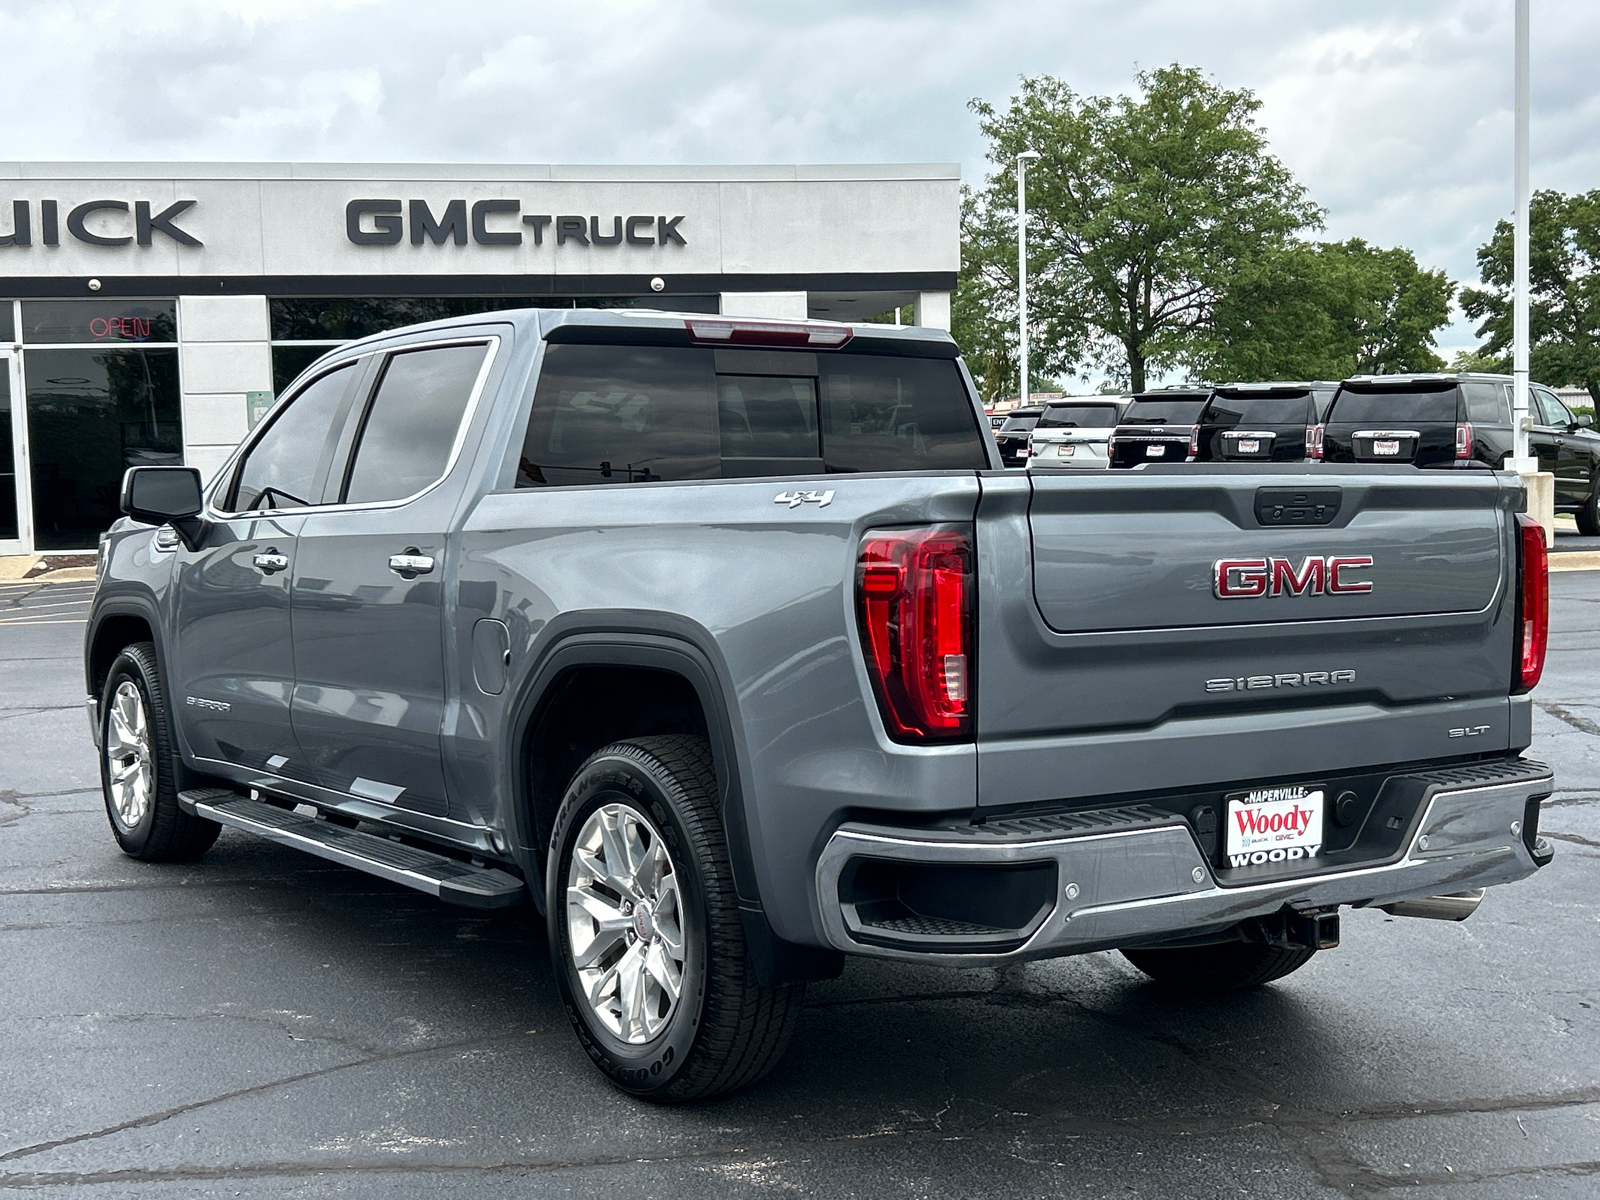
[1255,908,1340,950]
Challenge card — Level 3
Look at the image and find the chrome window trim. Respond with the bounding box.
[205,334,501,520]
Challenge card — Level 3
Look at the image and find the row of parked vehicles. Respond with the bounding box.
[991,372,1600,534]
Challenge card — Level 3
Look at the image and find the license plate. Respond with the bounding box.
[1373,439,1400,456]
[1224,786,1325,868]
[1057,444,1075,456]
[1145,444,1165,457]
[1237,438,1260,454]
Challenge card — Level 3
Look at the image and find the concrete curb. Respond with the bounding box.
[1550,552,1600,572]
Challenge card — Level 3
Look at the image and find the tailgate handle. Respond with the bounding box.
[1255,487,1341,527]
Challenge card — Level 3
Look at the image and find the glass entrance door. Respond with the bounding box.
[0,353,27,554]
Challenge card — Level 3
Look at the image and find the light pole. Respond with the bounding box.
[1017,149,1041,408]
[1511,0,1534,472]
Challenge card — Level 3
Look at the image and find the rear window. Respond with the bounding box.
[1122,398,1207,424]
[1036,404,1121,429]
[818,356,987,472]
[1327,386,1459,424]
[1204,394,1312,424]
[515,343,986,486]
[1462,382,1509,424]
[999,411,1042,433]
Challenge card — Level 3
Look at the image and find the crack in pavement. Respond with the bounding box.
[1536,701,1600,737]
[813,972,1600,1197]
[1,1106,1598,1193]
[1546,831,1600,850]
[0,1029,538,1169]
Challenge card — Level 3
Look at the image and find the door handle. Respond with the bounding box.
[252,551,289,574]
[388,552,435,576]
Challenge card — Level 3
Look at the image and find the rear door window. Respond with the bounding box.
[229,363,355,512]
[342,342,490,504]
[1327,387,1458,424]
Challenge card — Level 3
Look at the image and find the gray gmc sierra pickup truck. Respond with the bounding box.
[86,309,1555,1101]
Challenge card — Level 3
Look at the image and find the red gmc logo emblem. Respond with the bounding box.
[1213,555,1374,599]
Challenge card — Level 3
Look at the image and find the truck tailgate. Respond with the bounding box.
[974,467,1522,808]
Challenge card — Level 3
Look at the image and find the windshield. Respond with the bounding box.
[1122,398,1207,424]
[1037,404,1121,429]
[1327,387,1458,425]
[999,412,1042,432]
[1205,394,1312,424]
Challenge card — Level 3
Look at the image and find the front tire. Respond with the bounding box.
[1121,941,1317,992]
[547,735,804,1102]
[99,642,221,862]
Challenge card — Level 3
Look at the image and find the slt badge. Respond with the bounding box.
[775,489,835,509]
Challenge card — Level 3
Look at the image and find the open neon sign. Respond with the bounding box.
[89,316,153,339]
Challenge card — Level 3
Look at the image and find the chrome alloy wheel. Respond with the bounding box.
[565,802,686,1044]
[104,680,154,831]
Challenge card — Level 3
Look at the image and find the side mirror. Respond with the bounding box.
[120,466,206,549]
[1577,414,1594,429]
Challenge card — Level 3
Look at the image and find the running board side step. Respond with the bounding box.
[179,789,526,909]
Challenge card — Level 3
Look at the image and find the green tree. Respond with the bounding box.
[1207,239,1453,381]
[1461,188,1600,404]
[962,67,1322,393]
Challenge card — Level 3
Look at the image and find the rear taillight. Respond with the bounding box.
[857,526,974,742]
[1456,422,1474,460]
[1515,513,1548,693]
[1187,426,1200,456]
[1307,424,1324,460]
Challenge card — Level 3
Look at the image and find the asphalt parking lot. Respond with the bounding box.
[2,568,1597,1200]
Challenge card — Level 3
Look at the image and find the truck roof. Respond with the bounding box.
[331,306,959,357]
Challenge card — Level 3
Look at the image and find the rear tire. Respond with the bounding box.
[1121,941,1317,992]
[547,735,804,1102]
[1577,481,1600,536]
[99,642,221,862]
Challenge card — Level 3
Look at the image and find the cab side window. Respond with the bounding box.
[229,363,355,512]
[341,343,490,504]
[516,344,719,486]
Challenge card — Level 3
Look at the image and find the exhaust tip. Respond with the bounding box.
[1379,888,1486,922]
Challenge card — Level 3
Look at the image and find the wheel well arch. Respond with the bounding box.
[88,612,157,698]
[518,662,711,873]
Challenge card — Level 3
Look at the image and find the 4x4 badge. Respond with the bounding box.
[775,489,835,509]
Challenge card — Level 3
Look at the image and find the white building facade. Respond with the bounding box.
[0,162,959,552]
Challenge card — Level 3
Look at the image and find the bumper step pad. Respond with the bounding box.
[179,789,525,909]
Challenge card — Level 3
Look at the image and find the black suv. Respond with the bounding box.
[1193,383,1326,462]
[1321,373,1600,532]
[1107,388,1213,468]
[993,405,1045,468]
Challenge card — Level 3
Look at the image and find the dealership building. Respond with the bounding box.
[0,162,959,553]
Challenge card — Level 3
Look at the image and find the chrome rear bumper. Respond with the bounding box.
[815,760,1553,966]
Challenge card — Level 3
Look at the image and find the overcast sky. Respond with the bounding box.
[3,0,1596,355]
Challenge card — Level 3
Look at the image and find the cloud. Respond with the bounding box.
[0,0,1594,350]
